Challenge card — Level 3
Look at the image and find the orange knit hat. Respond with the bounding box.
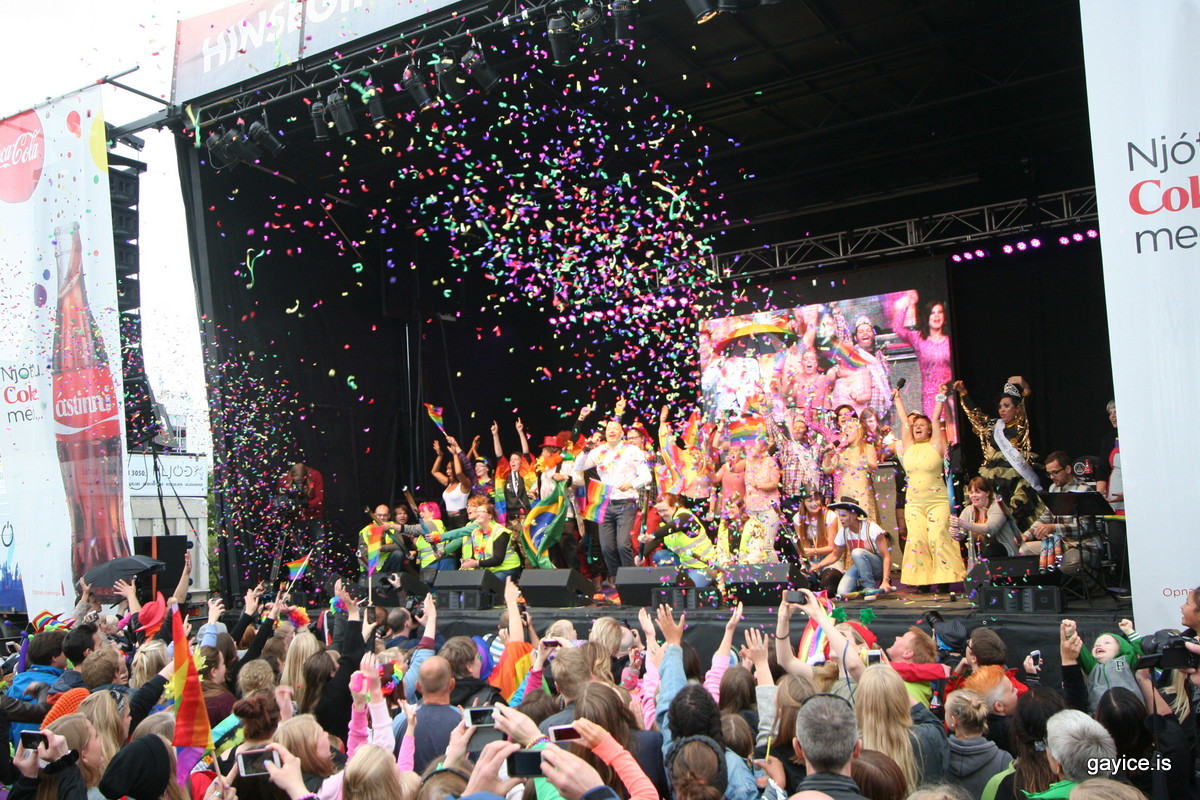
[43,687,90,726]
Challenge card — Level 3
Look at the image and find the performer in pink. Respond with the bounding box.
[889,292,957,443]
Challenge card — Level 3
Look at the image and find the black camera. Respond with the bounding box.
[1137,630,1200,671]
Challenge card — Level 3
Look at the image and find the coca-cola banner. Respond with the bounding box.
[1080,2,1200,627]
[0,86,132,615]
[173,0,462,104]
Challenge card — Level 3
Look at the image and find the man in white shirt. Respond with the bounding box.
[573,419,651,585]
[812,498,893,598]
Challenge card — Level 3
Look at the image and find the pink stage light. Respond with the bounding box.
[1030,238,1042,248]
[1016,241,1027,251]
[1059,236,1070,245]
[1002,244,1014,254]
[951,254,962,262]
[1072,232,1084,242]
[1086,229,1098,238]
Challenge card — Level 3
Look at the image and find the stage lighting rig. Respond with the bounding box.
[248,119,284,156]
[327,88,359,135]
[685,0,719,23]
[436,54,470,104]
[547,13,575,65]
[612,0,636,42]
[462,48,501,92]
[366,87,388,126]
[404,65,438,111]
[310,101,330,141]
[576,3,608,54]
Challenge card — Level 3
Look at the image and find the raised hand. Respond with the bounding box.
[655,605,686,647]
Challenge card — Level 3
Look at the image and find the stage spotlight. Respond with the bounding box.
[248,120,284,156]
[462,48,501,92]
[310,100,330,141]
[1002,244,1014,254]
[1086,228,1098,238]
[404,66,437,111]
[436,54,469,104]
[1072,232,1084,242]
[1058,236,1070,245]
[547,13,575,65]
[1016,241,1027,251]
[1030,237,1042,247]
[718,0,741,12]
[366,88,388,126]
[576,3,608,54]
[974,248,985,258]
[205,129,232,165]
[685,0,719,23]
[327,89,358,135]
[612,0,636,42]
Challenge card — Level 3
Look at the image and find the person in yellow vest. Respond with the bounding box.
[441,495,523,581]
[637,492,720,588]
[392,502,454,571]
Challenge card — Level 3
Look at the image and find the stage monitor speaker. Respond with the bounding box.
[617,568,680,608]
[965,556,1043,596]
[1021,586,1064,613]
[434,570,504,610]
[724,564,803,606]
[518,570,593,608]
[133,536,191,604]
[978,586,1022,612]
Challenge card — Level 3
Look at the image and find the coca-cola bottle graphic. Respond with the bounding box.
[52,222,130,582]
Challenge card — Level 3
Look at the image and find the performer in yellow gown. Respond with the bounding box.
[820,417,880,523]
[893,384,965,590]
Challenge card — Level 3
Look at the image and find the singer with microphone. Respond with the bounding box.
[893,383,964,594]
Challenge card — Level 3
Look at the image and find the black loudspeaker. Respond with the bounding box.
[1021,586,1064,613]
[724,564,803,606]
[518,570,593,608]
[133,536,191,603]
[617,568,681,608]
[434,570,504,610]
[978,586,1022,612]
[965,556,1042,596]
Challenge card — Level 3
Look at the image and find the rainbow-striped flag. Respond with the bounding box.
[727,415,766,446]
[795,591,836,664]
[365,526,385,575]
[580,479,612,523]
[424,403,446,433]
[826,340,870,369]
[170,604,213,782]
[285,553,311,583]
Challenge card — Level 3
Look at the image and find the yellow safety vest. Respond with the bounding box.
[466,521,522,573]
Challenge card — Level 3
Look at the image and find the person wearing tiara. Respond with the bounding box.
[954,375,1044,531]
[829,316,893,426]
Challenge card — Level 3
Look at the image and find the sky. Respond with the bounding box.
[0,0,233,455]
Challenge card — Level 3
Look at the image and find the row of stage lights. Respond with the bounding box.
[949,228,1098,262]
[204,0,637,166]
[685,0,780,23]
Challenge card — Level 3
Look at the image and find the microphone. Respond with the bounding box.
[896,378,907,390]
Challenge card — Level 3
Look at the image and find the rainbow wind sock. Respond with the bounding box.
[580,479,613,523]
[285,553,311,583]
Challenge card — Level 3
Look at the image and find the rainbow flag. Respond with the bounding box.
[364,526,385,575]
[826,340,870,369]
[727,415,766,446]
[580,479,612,523]
[170,604,213,782]
[489,465,509,525]
[424,403,446,433]
[285,553,311,583]
[795,592,836,664]
[521,482,569,570]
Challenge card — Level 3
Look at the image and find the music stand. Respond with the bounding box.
[1038,491,1119,604]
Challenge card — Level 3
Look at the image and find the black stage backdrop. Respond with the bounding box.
[179,138,1111,591]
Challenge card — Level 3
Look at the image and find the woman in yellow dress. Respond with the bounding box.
[893,383,965,593]
[820,416,880,523]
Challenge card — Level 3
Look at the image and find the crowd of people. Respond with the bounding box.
[350,370,1121,602]
[2,551,1197,800]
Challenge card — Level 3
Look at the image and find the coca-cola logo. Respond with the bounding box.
[0,111,44,204]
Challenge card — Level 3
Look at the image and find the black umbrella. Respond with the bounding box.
[83,555,165,588]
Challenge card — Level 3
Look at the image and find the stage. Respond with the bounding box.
[430,588,1133,691]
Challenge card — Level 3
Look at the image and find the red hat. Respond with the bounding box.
[539,435,562,449]
[823,621,878,660]
[135,593,167,637]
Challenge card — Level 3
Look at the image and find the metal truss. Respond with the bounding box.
[713,186,1099,279]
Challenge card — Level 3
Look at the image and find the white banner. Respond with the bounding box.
[173,0,464,104]
[0,87,132,615]
[126,452,211,498]
[1080,2,1200,628]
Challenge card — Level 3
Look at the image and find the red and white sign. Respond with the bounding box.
[0,111,44,204]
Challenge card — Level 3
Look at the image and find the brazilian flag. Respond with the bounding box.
[521,481,569,569]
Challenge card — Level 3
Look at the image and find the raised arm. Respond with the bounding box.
[796,588,865,682]
[893,387,913,454]
[773,595,814,680]
[492,421,505,460]
[515,418,530,455]
[431,440,450,487]
[929,384,948,456]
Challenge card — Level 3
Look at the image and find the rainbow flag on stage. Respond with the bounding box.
[170,604,213,782]
[424,403,446,433]
[285,553,311,583]
[580,479,612,523]
[521,482,569,570]
[364,526,385,575]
